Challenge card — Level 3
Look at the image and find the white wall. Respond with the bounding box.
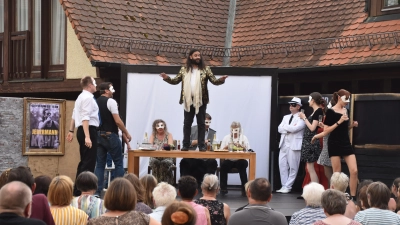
[126,73,272,184]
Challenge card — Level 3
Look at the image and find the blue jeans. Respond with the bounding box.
[94,131,124,195]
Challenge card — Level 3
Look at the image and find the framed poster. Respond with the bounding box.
[23,98,66,155]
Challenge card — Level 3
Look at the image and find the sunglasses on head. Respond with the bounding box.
[290,103,297,107]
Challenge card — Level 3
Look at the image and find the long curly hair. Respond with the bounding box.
[152,119,169,137]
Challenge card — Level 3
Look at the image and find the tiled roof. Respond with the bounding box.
[229,0,400,68]
[61,0,400,69]
[60,0,230,66]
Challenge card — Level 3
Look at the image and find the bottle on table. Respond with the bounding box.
[142,132,149,144]
[212,134,218,151]
[178,140,181,150]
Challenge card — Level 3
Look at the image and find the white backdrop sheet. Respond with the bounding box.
[126,73,272,184]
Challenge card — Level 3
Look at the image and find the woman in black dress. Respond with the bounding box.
[312,89,358,198]
[299,92,325,184]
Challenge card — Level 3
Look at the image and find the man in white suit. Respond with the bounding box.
[277,97,306,193]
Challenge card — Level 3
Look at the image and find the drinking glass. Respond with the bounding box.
[301,109,304,114]
[318,115,323,122]
[228,142,233,152]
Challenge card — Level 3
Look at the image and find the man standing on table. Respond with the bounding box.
[180,113,218,185]
[160,49,228,151]
[66,76,99,196]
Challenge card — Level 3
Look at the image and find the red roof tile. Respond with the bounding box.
[61,0,400,69]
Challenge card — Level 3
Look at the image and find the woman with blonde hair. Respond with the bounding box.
[48,175,88,224]
[195,174,230,225]
[162,201,197,225]
[124,173,153,214]
[140,174,158,209]
[149,119,175,185]
[88,178,160,225]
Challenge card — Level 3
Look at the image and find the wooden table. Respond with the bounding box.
[127,150,257,180]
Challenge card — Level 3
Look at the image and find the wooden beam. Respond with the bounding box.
[0,78,104,93]
[3,0,10,82]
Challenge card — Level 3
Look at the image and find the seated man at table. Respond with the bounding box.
[220,121,250,196]
[180,113,218,185]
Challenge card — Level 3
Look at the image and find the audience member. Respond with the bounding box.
[313,189,361,225]
[391,177,400,212]
[354,182,400,224]
[162,201,197,225]
[7,166,55,225]
[355,180,373,212]
[140,174,158,209]
[195,174,230,225]
[0,181,46,225]
[33,175,52,196]
[228,178,287,225]
[290,182,326,225]
[87,178,160,225]
[0,168,11,189]
[124,173,153,214]
[149,182,177,222]
[48,175,88,224]
[391,177,400,198]
[178,176,211,225]
[330,172,358,219]
[149,119,175,185]
[71,171,106,219]
[357,186,370,211]
[235,180,254,212]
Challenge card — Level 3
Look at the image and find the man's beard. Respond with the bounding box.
[190,58,201,65]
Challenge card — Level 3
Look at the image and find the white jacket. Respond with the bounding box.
[278,113,305,150]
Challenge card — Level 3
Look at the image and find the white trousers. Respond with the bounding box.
[278,144,301,190]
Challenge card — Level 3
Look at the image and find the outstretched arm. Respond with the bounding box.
[206,66,227,85]
[160,67,185,85]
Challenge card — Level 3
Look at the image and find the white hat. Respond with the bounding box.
[288,97,302,106]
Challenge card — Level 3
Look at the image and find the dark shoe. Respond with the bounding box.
[220,189,228,195]
[181,146,190,151]
[199,145,207,152]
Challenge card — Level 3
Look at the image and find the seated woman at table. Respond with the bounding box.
[220,121,251,196]
[149,119,175,185]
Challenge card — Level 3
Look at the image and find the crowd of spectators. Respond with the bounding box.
[1,166,400,225]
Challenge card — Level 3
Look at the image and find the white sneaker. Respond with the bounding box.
[276,187,285,193]
[280,188,291,193]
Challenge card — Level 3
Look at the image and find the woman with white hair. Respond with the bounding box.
[289,182,326,225]
[195,174,230,225]
[149,182,177,222]
[220,121,251,196]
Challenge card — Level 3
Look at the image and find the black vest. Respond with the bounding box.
[97,96,118,134]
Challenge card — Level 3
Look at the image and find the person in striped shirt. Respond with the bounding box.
[289,182,326,225]
[354,182,400,225]
[48,175,88,225]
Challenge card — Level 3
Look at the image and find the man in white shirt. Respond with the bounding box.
[160,49,228,151]
[277,97,305,194]
[66,76,99,196]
